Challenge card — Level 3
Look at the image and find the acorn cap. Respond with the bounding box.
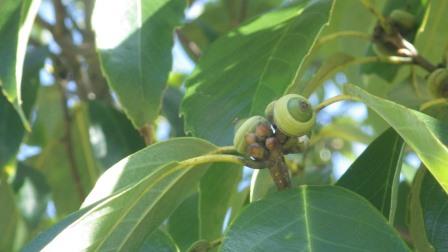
[273,94,316,137]
[233,115,271,154]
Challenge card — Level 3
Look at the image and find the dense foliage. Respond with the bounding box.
[1,0,447,251]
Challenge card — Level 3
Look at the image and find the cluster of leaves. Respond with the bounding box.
[1,0,448,251]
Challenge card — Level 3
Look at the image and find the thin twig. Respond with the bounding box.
[413,54,438,72]
[315,94,355,112]
[210,146,238,154]
[419,98,448,111]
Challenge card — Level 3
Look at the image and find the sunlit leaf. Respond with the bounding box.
[92,0,185,128]
[182,0,334,145]
[345,84,448,193]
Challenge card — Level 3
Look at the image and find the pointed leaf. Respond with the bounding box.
[34,138,217,251]
[82,138,216,206]
[182,0,334,145]
[337,128,405,220]
[92,0,185,128]
[222,186,409,251]
[344,84,448,193]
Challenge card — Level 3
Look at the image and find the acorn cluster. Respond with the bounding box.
[233,94,315,161]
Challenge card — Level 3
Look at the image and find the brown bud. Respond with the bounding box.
[247,143,266,160]
[265,137,278,151]
[245,133,257,145]
[255,123,272,140]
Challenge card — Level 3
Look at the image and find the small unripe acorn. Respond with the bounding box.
[389,9,416,33]
[247,143,266,159]
[273,94,316,137]
[255,123,272,141]
[233,116,272,155]
[427,68,448,98]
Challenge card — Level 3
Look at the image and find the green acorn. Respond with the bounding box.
[273,94,316,137]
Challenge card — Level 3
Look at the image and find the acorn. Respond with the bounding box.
[427,68,448,98]
[272,94,316,137]
[233,115,272,155]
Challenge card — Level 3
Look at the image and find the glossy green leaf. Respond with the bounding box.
[290,0,379,92]
[138,229,179,252]
[410,168,448,251]
[82,138,217,206]
[199,163,241,240]
[337,128,405,220]
[87,101,145,168]
[92,0,185,128]
[415,0,448,67]
[23,204,96,252]
[179,0,285,57]
[344,84,448,193]
[0,0,41,129]
[222,186,409,251]
[182,0,334,145]
[168,193,200,251]
[0,177,19,252]
[34,138,217,251]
